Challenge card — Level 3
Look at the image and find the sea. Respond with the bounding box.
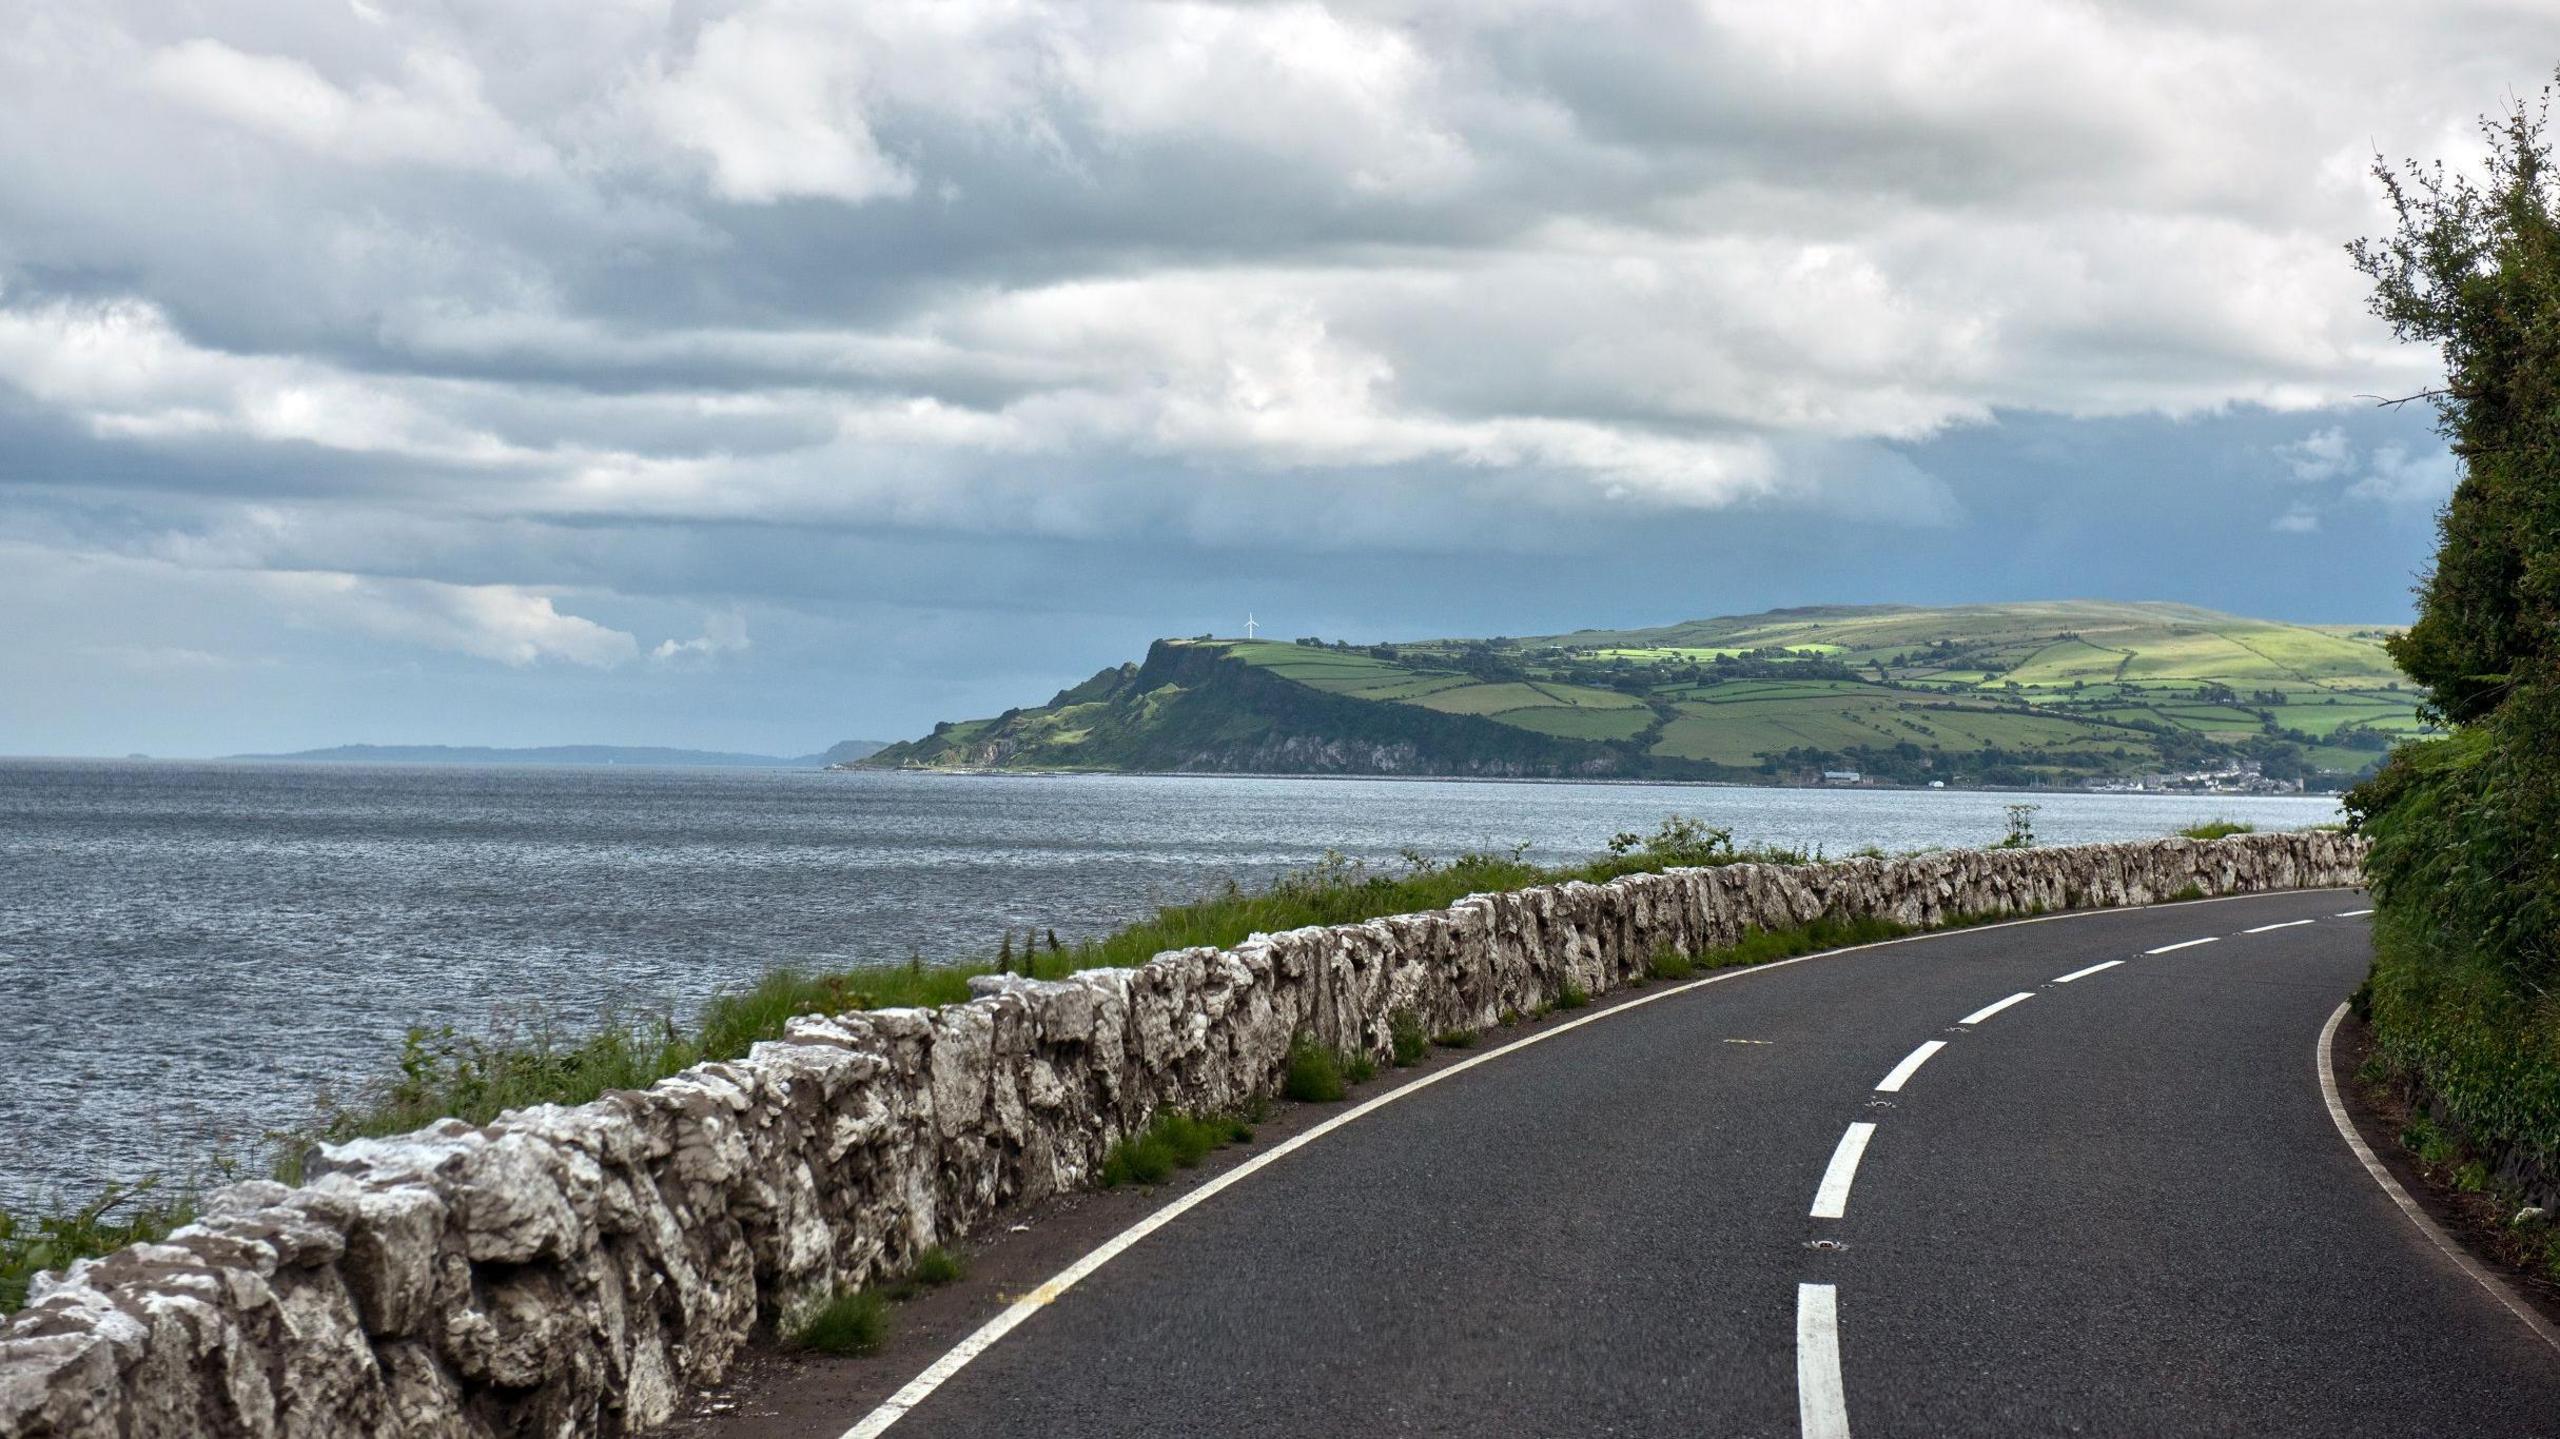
[0,759,2345,1207]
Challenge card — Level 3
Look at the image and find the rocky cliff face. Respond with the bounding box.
[0,833,2365,1437]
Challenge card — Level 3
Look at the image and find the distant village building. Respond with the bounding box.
[1821,769,1863,785]
[2080,759,2304,796]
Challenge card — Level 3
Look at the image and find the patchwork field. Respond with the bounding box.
[869,601,2424,787]
[1227,601,2419,783]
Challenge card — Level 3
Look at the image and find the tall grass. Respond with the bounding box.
[1,1182,194,1312]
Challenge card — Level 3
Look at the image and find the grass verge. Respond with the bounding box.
[1283,1037,1349,1103]
[1098,1108,1257,1187]
[1388,1009,1428,1067]
[784,1289,890,1355]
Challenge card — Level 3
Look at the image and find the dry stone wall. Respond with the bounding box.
[0,832,2364,1437]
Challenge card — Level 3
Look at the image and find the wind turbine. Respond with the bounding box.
[1245,612,1259,640]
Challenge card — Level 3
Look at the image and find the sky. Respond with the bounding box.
[0,1,2544,757]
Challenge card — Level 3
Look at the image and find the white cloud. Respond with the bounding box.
[78,643,266,672]
[1067,2,1472,194]
[2277,427,2354,482]
[256,572,640,667]
[0,0,2530,630]
[147,39,546,174]
[652,609,752,663]
[642,10,912,203]
[0,293,516,461]
[2256,427,2459,532]
[2349,444,2460,506]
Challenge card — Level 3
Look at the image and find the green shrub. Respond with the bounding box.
[869,1245,971,1302]
[2176,819,2255,840]
[1431,1027,1479,1049]
[1099,1131,1175,1187]
[1646,945,1696,981]
[1098,1108,1254,1188]
[1553,981,1590,1011]
[1694,913,1914,971]
[1992,803,2039,849]
[787,1289,889,1355]
[1284,1036,1347,1102]
[907,1246,965,1289]
[1388,1009,1427,1067]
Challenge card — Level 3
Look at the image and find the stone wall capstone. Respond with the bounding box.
[0,832,2364,1437]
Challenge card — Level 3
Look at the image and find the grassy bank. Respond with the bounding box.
[300,816,1772,1152]
[2359,911,2560,1172]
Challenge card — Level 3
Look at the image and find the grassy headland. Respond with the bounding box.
[863,601,2417,789]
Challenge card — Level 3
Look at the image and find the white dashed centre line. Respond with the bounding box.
[2336,908,2375,917]
[2146,937,2219,954]
[1874,1041,1946,1093]
[2243,919,2315,934]
[2052,959,2122,984]
[1956,991,2034,1026]
[1798,1283,1851,1439]
[1810,1122,1877,1219]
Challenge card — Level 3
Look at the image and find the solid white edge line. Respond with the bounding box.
[2243,919,2317,934]
[1874,1040,1946,1093]
[1797,1282,1851,1439]
[2316,1003,2560,1357]
[835,885,2360,1437]
[2051,959,2123,984]
[1810,1123,1878,1219]
[2146,937,2220,954]
[1956,991,2034,1026]
[2337,908,2375,917]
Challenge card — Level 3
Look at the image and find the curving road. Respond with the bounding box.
[744,890,2560,1438]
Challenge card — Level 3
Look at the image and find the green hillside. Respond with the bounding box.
[862,601,2423,787]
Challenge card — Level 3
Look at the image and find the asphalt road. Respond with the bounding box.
[803,890,2560,1437]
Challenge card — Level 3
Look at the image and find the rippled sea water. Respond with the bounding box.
[0,760,2342,1205]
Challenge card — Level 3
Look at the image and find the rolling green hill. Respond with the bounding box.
[861,601,2422,788]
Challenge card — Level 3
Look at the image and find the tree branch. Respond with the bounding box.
[2357,388,2455,409]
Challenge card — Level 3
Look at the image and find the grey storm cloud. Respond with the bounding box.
[0,0,2541,753]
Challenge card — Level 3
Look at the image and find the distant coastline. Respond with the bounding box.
[835,764,2346,801]
[229,740,887,768]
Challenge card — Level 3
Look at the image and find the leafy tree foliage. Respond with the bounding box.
[2351,93,2560,725]
[2349,85,2560,1165]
